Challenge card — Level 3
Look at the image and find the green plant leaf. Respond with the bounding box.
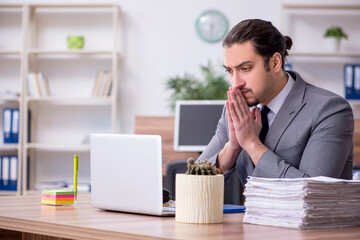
[166,60,230,112]
[324,26,348,39]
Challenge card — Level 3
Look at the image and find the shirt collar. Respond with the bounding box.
[266,72,295,115]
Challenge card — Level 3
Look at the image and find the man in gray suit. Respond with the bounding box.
[199,19,354,186]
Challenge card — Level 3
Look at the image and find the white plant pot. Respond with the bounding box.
[325,37,340,52]
[175,174,224,224]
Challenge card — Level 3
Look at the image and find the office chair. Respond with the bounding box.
[165,160,188,198]
[224,171,243,205]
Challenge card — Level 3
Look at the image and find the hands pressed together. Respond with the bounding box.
[217,87,269,172]
[226,87,262,151]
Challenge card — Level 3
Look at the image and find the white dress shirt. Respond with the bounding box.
[264,73,295,127]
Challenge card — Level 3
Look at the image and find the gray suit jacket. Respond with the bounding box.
[199,71,354,186]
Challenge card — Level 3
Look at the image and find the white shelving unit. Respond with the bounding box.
[0,4,23,196]
[0,50,21,55]
[281,4,360,106]
[28,49,115,55]
[290,52,360,58]
[1,4,121,195]
[26,143,90,152]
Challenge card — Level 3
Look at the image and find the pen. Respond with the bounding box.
[74,155,79,200]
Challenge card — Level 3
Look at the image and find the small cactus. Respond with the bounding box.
[185,158,221,175]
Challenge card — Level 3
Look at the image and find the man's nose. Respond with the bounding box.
[232,74,245,88]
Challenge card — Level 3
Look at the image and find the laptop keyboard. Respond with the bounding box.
[163,207,175,213]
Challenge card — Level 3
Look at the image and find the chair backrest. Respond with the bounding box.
[224,172,243,205]
[164,160,188,198]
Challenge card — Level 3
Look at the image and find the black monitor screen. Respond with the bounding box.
[174,100,225,152]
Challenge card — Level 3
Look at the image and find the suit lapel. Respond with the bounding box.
[265,71,307,152]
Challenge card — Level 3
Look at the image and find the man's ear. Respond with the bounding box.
[271,52,282,73]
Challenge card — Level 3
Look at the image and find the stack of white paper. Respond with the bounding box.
[243,176,360,229]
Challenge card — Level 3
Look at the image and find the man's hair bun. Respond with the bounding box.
[284,36,293,50]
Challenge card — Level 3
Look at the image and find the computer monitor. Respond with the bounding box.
[174,100,226,152]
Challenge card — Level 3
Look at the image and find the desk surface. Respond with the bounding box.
[0,194,360,240]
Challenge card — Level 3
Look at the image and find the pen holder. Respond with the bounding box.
[175,174,224,224]
[42,188,76,206]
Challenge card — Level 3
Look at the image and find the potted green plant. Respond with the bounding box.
[166,61,229,112]
[323,26,348,52]
[175,158,224,224]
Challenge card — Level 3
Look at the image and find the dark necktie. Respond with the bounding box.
[259,106,270,143]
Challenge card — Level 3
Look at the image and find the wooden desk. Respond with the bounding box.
[0,194,360,240]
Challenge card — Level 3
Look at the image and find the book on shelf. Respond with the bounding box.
[34,73,43,97]
[91,70,112,97]
[37,72,50,97]
[102,71,112,96]
[92,70,105,97]
[27,72,51,97]
[27,73,38,97]
[97,71,108,97]
[27,111,31,143]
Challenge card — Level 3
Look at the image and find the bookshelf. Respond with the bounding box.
[281,4,360,106]
[1,4,121,195]
[28,49,115,55]
[0,5,23,196]
[290,52,360,58]
[0,50,21,55]
[0,144,19,151]
[26,143,90,152]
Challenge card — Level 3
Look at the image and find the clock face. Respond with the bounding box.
[195,10,229,43]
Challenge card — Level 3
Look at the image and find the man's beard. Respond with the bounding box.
[243,71,273,107]
[239,87,259,107]
[246,98,259,107]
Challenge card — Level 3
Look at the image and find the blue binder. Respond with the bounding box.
[223,204,246,213]
[11,109,19,143]
[354,65,360,99]
[0,156,3,190]
[9,156,17,191]
[284,62,292,71]
[344,64,355,100]
[3,109,12,144]
[1,156,10,190]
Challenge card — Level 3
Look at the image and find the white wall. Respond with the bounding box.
[118,0,360,133]
[11,0,360,133]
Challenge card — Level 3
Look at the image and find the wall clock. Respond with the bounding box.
[195,10,229,43]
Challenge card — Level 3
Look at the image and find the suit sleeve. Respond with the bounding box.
[197,106,229,166]
[253,96,354,179]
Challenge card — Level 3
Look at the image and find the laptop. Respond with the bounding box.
[90,134,175,216]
